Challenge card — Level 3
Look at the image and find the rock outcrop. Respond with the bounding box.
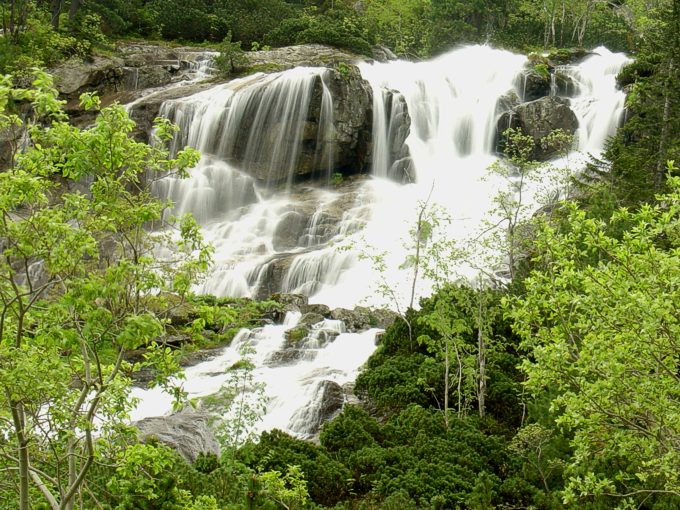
[245,44,361,71]
[330,306,397,332]
[517,69,551,102]
[315,65,373,176]
[135,409,220,462]
[497,96,578,160]
[128,82,215,142]
[51,56,125,98]
[233,64,372,184]
[380,90,413,183]
[288,380,345,437]
[51,44,215,101]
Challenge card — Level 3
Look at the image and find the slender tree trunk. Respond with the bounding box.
[68,0,81,27]
[9,0,16,39]
[9,399,30,510]
[477,296,486,418]
[1,3,7,36]
[65,438,77,510]
[50,0,61,30]
[444,337,449,428]
[559,0,565,46]
[452,339,463,418]
[410,184,434,309]
[655,58,674,188]
[410,214,423,310]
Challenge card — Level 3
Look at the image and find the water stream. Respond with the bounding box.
[132,45,630,437]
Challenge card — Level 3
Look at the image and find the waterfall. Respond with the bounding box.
[560,47,630,153]
[133,45,630,437]
[159,68,334,187]
[131,313,379,440]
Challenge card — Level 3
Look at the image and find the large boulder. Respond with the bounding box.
[329,306,397,332]
[306,64,373,177]
[376,90,413,183]
[127,82,215,142]
[203,64,372,185]
[300,303,331,317]
[497,96,578,160]
[121,65,174,91]
[51,56,125,98]
[516,69,551,102]
[289,380,345,437]
[135,409,220,462]
[496,90,520,115]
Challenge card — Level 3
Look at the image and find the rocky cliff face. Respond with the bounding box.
[310,65,373,177]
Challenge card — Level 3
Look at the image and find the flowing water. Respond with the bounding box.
[132,45,630,437]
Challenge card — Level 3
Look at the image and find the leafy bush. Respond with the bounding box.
[213,32,249,77]
[265,10,373,56]
[241,429,351,506]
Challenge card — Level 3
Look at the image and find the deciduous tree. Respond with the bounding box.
[0,71,210,510]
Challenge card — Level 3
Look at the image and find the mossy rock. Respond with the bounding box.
[285,325,310,346]
[299,312,325,327]
[546,47,589,65]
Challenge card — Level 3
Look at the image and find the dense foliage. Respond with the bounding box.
[0,0,679,509]
[0,0,666,71]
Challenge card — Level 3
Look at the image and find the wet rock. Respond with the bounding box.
[127,82,216,142]
[299,312,325,326]
[122,65,173,90]
[329,306,398,332]
[273,211,309,251]
[514,97,578,160]
[553,71,578,97]
[546,48,591,66]
[200,64,372,186]
[316,380,345,425]
[300,303,331,317]
[496,97,578,161]
[285,325,311,346]
[372,45,398,62]
[135,409,220,462]
[382,90,413,183]
[289,380,345,437]
[496,90,520,114]
[517,69,550,102]
[308,64,373,177]
[265,348,308,366]
[369,308,399,330]
[330,307,371,331]
[254,256,298,301]
[270,293,309,309]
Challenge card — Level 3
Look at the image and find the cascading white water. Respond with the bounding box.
[134,45,630,438]
[160,68,334,187]
[131,312,379,439]
[561,46,630,153]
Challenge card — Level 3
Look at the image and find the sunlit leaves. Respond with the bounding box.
[0,72,210,508]
[506,171,680,503]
